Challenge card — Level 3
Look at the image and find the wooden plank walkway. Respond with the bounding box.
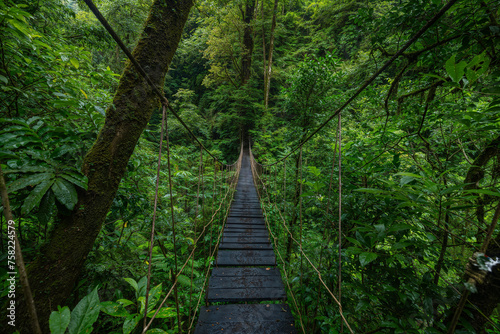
[195,150,296,334]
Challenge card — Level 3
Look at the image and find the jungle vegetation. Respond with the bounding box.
[1,0,500,333]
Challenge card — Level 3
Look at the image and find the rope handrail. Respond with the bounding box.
[250,145,355,334]
[142,146,242,333]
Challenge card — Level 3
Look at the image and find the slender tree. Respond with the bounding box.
[264,0,279,108]
[241,0,255,85]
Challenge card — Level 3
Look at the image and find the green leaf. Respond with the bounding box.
[346,246,362,255]
[137,276,148,298]
[464,189,500,197]
[176,274,192,287]
[359,252,378,267]
[94,106,106,116]
[70,58,79,69]
[146,329,168,333]
[124,278,139,294]
[7,19,31,38]
[52,178,78,210]
[100,301,130,317]
[123,314,142,334]
[388,224,412,232]
[142,284,162,314]
[392,241,411,250]
[147,307,176,318]
[22,179,54,215]
[8,172,54,193]
[60,173,88,190]
[354,188,386,194]
[445,55,467,82]
[49,306,71,334]
[0,75,8,84]
[117,299,135,307]
[0,150,18,160]
[68,287,100,334]
[38,189,55,224]
[465,67,477,83]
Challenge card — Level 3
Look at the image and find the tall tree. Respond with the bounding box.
[240,0,255,85]
[263,0,279,108]
[13,0,194,331]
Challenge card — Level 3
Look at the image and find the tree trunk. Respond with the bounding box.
[445,134,500,333]
[13,0,194,332]
[241,0,255,85]
[264,0,278,108]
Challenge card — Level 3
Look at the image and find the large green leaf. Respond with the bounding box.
[146,329,168,333]
[60,172,88,190]
[124,278,139,295]
[359,252,378,267]
[68,287,100,334]
[70,58,79,69]
[123,314,142,334]
[38,189,55,224]
[139,283,162,314]
[137,276,148,298]
[147,307,176,319]
[0,150,18,160]
[49,306,71,334]
[445,54,467,82]
[100,301,130,318]
[8,172,54,193]
[464,189,500,197]
[52,178,78,210]
[21,179,54,214]
[117,299,135,307]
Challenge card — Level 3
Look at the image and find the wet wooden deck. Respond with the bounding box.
[194,150,296,334]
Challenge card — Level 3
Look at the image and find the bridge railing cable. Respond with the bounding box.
[144,142,243,333]
[250,140,355,333]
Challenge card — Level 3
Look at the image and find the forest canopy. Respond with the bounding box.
[1,0,500,333]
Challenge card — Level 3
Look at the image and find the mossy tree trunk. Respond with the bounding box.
[241,0,255,85]
[15,0,194,332]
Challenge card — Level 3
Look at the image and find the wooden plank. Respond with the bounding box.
[230,205,262,210]
[222,237,270,244]
[226,217,265,224]
[223,231,269,237]
[233,197,260,201]
[194,304,296,334]
[216,250,276,266]
[207,287,286,302]
[229,209,263,215]
[224,223,267,230]
[209,274,284,289]
[219,243,273,250]
[228,214,263,218]
[211,267,280,277]
[223,227,267,232]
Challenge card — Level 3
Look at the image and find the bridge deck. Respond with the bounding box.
[194,150,296,334]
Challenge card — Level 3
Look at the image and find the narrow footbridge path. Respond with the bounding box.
[195,149,296,333]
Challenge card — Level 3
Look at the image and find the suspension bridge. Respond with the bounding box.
[194,147,296,333]
[71,2,465,333]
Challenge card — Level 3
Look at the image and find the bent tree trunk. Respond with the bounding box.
[14,0,194,332]
[446,134,500,333]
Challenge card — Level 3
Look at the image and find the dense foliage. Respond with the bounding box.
[1,0,500,333]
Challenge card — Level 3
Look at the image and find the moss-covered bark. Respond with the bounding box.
[14,0,194,332]
[241,0,255,85]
